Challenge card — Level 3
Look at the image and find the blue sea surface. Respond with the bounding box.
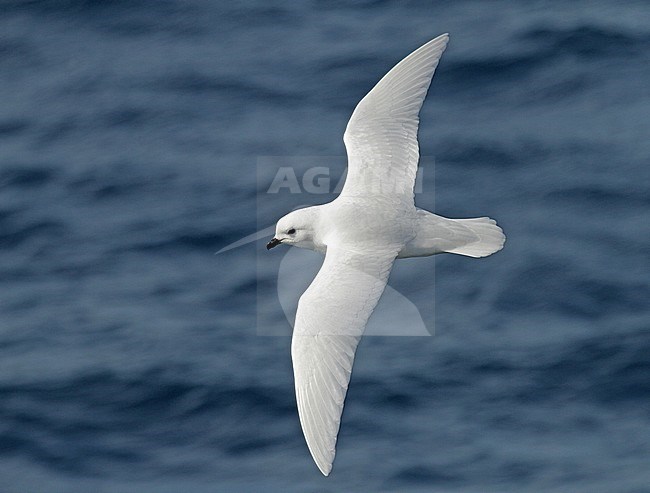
[1,1,649,491]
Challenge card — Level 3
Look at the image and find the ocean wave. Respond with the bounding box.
[0,166,56,189]
[521,24,649,58]
[494,260,650,319]
[525,331,650,405]
[546,186,650,209]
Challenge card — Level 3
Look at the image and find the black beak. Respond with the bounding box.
[266,238,282,250]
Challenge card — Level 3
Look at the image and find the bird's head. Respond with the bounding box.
[267,208,317,250]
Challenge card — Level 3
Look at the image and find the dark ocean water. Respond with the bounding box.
[1,1,649,491]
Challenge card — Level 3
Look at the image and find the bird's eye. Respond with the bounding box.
[287,228,296,235]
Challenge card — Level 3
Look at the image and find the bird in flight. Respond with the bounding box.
[267,33,505,475]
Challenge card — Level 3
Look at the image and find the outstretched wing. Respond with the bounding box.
[291,245,398,475]
[342,34,449,203]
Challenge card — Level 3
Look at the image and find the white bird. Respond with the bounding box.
[266,33,505,476]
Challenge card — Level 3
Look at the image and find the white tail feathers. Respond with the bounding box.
[444,217,505,258]
[399,210,505,259]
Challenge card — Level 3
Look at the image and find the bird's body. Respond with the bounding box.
[267,33,505,475]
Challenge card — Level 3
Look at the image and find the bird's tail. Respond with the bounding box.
[444,217,506,258]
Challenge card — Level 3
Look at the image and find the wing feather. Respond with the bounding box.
[291,246,397,475]
[342,34,449,201]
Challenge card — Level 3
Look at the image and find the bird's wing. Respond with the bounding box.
[291,244,398,475]
[341,34,449,203]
